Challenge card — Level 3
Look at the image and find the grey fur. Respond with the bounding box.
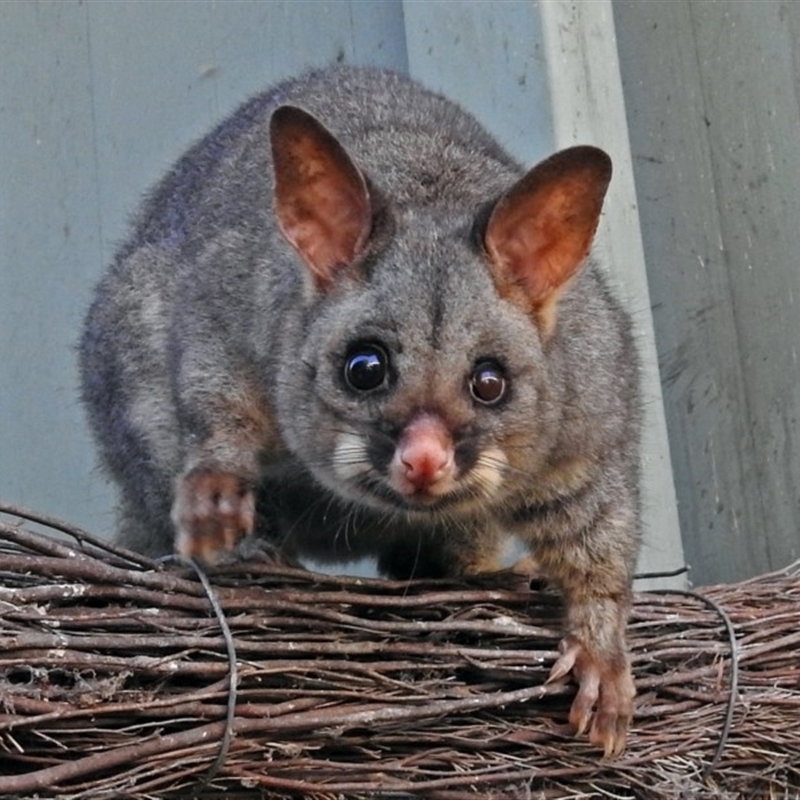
[80,64,642,753]
[81,64,641,570]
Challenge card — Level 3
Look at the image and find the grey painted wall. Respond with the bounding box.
[0,1,683,584]
[615,0,800,583]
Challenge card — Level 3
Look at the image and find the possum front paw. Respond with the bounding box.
[172,469,255,563]
[548,635,635,757]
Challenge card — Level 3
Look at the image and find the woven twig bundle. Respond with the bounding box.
[0,504,798,798]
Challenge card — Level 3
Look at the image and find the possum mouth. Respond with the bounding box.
[359,478,481,517]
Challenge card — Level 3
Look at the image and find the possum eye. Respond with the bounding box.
[344,343,389,393]
[470,360,507,406]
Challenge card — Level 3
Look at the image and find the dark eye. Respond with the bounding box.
[344,344,389,393]
[470,361,507,406]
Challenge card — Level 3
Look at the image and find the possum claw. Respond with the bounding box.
[172,469,255,563]
[548,635,635,757]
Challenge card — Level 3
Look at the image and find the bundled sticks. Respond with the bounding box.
[0,503,798,798]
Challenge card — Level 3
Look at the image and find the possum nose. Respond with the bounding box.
[402,444,449,486]
[396,413,455,491]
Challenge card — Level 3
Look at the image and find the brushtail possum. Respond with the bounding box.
[80,66,642,756]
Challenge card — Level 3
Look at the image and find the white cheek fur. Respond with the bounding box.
[332,430,373,482]
[468,446,508,498]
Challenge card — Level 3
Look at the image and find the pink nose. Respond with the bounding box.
[401,442,449,486]
[396,413,454,491]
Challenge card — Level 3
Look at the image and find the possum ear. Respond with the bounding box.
[271,105,372,290]
[484,146,611,337]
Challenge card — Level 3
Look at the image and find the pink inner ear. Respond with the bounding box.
[484,147,611,315]
[271,106,372,289]
[280,172,371,278]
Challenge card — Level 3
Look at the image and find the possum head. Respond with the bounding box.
[270,105,611,521]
